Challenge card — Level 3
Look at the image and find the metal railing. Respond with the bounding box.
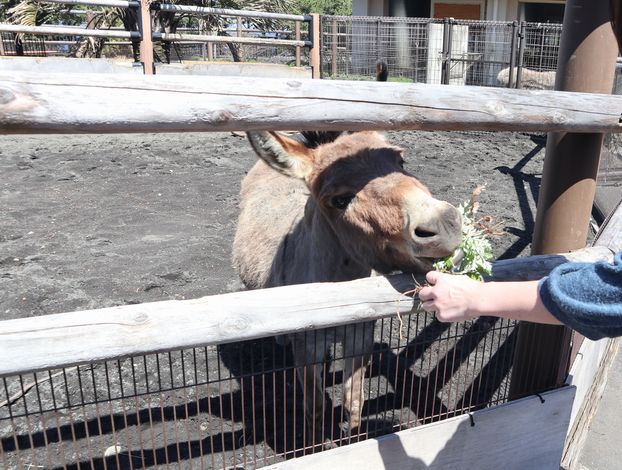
[321,16,562,88]
[0,1,317,73]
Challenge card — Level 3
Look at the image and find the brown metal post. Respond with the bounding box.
[295,21,301,67]
[331,20,337,76]
[509,0,618,398]
[310,13,321,79]
[508,21,518,88]
[138,0,154,74]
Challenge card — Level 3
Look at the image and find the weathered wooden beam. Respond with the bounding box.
[0,246,612,378]
[2,72,622,134]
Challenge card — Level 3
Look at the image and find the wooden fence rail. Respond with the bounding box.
[2,71,622,134]
[0,246,612,378]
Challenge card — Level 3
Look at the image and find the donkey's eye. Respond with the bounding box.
[330,194,355,210]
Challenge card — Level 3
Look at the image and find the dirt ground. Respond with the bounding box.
[0,130,545,320]
[0,132,556,468]
[0,130,555,468]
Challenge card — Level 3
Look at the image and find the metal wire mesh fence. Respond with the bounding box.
[0,32,47,56]
[1,312,519,469]
[321,16,562,88]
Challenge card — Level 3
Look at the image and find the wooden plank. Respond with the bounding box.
[0,247,612,378]
[0,23,140,39]
[3,71,622,134]
[267,387,575,470]
[593,197,622,252]
[562,338,620,469]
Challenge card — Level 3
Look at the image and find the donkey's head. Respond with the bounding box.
[247,131,462,273]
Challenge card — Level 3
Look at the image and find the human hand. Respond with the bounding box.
[418,271,482,322]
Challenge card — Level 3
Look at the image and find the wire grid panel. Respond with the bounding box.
[1,312,518,469]
[321,16,433,81]
[521,22,562,72]
[321,16,563,88]
[452,20,516,87]
[159,21,309,65]
[0,33,48,57]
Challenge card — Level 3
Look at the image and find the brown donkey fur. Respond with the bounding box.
[232,128,462,446]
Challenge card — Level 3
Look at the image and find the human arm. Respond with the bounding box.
[419,252,622,340]
[418,272,561,325]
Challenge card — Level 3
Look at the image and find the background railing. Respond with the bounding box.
[320,16,562,88]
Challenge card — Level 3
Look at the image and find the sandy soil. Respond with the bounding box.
[0,130,545,319]
[0,130,550,468]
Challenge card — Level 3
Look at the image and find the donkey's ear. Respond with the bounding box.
[247,132,315,180]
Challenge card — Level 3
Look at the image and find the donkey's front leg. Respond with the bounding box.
[342,321,375,436]
[292,331,330,449]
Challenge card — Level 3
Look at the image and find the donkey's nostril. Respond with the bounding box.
[414,228,436,238]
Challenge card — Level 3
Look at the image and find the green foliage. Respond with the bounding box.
[433,199,493,281]
[291,0,351,16]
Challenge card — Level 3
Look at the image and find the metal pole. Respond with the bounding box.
[331,20,337,76]
[138,0,154,74]
[516,21,526,88]
[508,20,518,88]
[509,0,618,398]
[441,17,450,85]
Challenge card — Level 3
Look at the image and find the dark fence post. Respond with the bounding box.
[515,21,526,88]
[295,20,301,67]
[508,0,618,399]
[508,20,518,88]
[441,17,453,85]
[331,19,337,76]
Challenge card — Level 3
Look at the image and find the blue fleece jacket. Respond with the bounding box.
[538,251,622,340]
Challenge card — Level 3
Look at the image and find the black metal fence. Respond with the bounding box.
[1,312,519,469]
[321,16,562,88]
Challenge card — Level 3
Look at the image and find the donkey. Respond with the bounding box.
[232,65,462,446]
[232,125,462,444]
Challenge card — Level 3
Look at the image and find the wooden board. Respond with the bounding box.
[434,3,482,20]
[3,72,622,134]
[267,387,575,470]
[0,246,612,378]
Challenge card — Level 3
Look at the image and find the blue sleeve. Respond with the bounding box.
[538,251,622,340]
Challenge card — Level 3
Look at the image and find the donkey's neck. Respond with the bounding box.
[277,199,371,285]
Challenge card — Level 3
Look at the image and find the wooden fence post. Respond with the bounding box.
[310,13,321,79]
[138,0,154,74]
[509,0,619,398]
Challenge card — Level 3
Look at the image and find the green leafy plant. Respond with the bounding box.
[433,185,494,281]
